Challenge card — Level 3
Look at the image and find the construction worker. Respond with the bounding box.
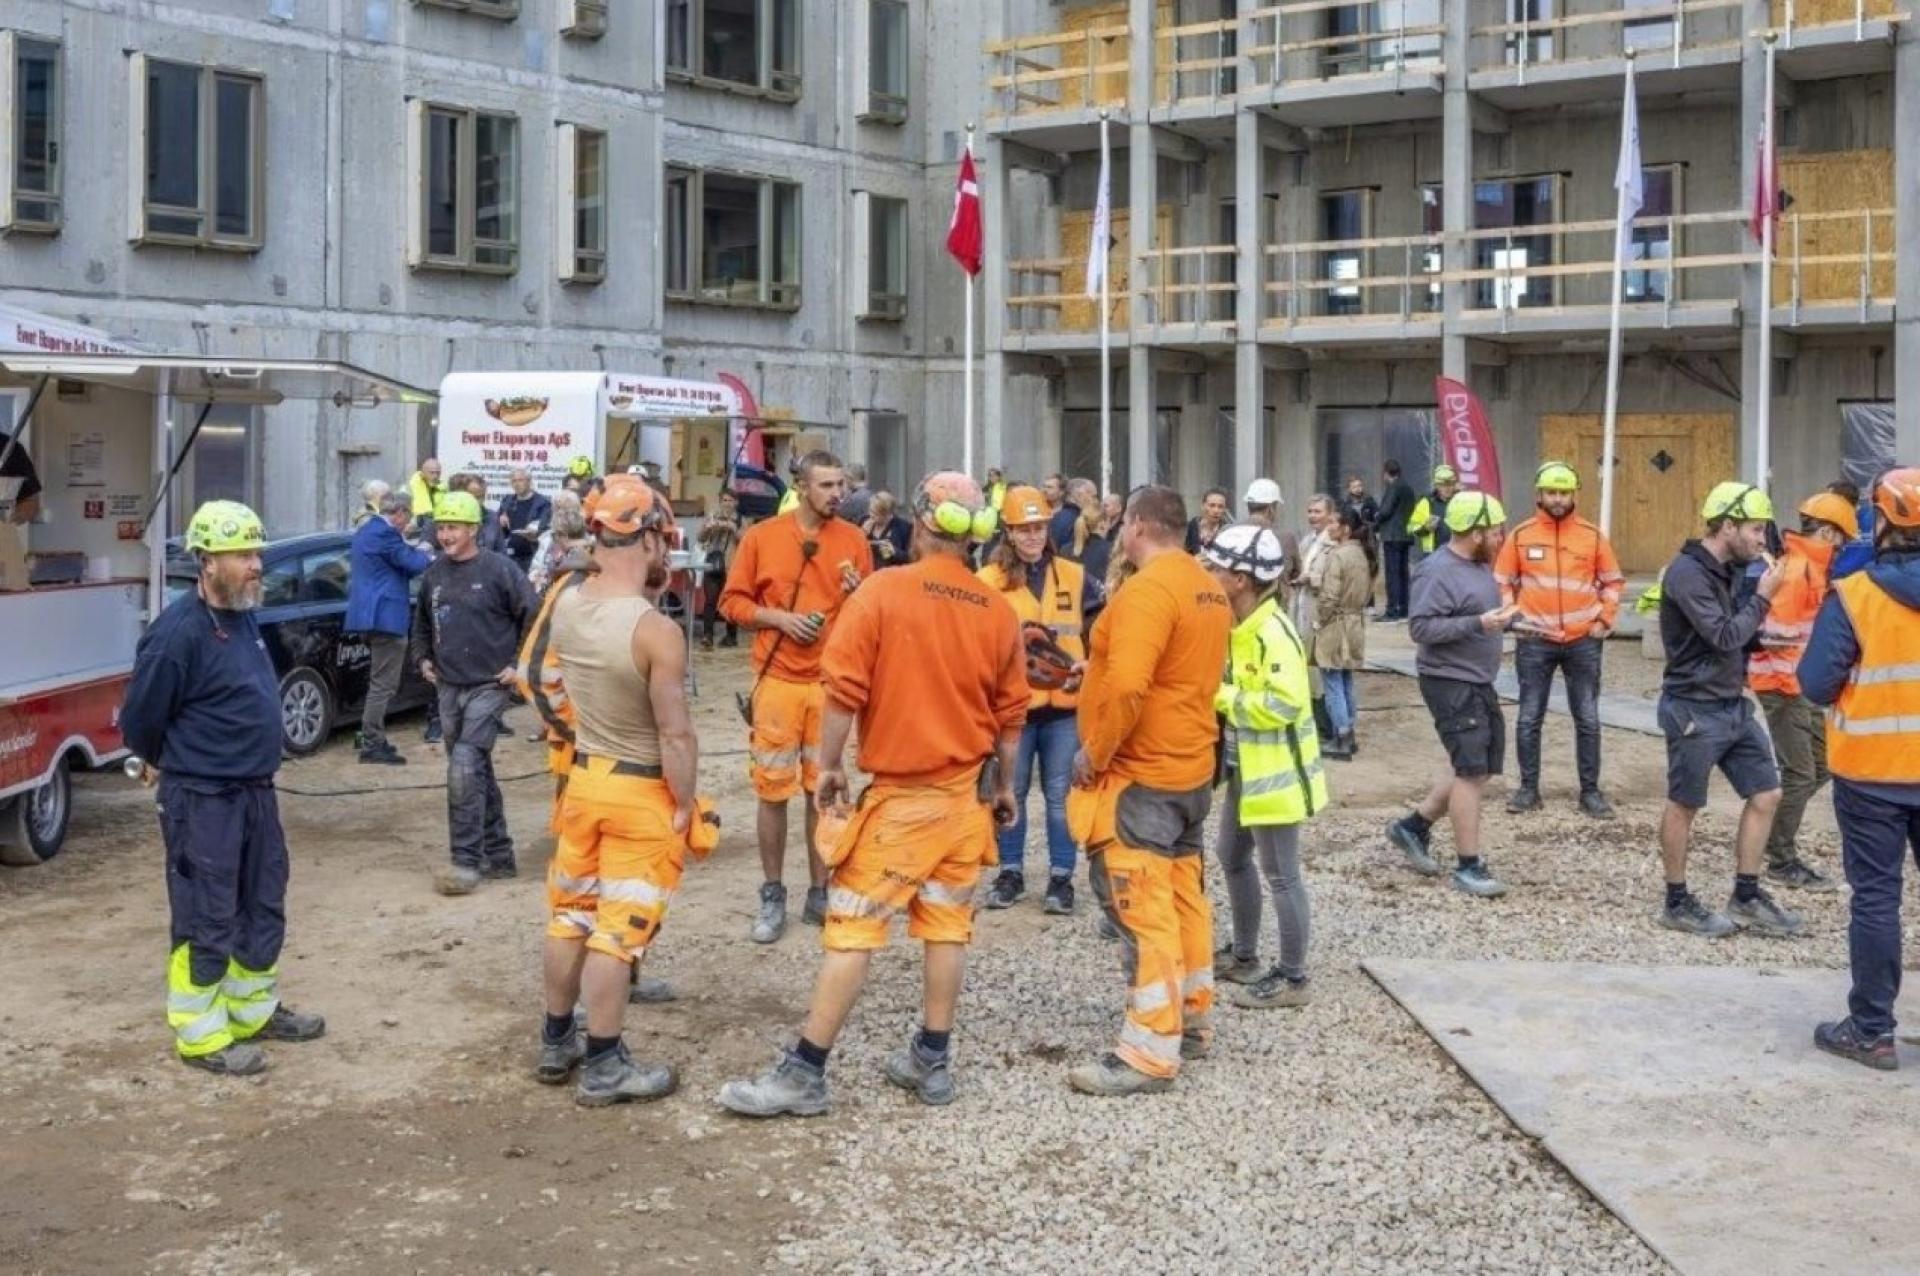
[566,454,597,486]
[1202,525,1327,1010]
[413,490,538,895]
[1803,468,1920,1069]
[1494,461,1627,819]
[1387,492,1517,899]
[1064,486,1232,1097]
[777,450,804,515]
[531,476,710,1104]
[1407,464,1460,558]
[719,450,874,942]
[406,457,444,534]
[1653,482,1801,938]
[122,500,325,1075]
[984,466,1009,518]
[1748,491,1859,892]
[718,473,1024,1116]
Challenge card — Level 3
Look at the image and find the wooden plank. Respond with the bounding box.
[1777,152,1893,304]
[1772,0,1903,25]
[1476,0,1741,38]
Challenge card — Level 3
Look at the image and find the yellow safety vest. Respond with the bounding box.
[1407,497,1437,553]
[979,555,1087,711]
[1213,595,1327,825]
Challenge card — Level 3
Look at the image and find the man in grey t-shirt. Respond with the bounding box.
[1387,492,1519,898]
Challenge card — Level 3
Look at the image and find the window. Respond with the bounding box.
[1421,183,1443,311]
[408,100,519,273]
[1623,0,1673,52]
[561,0,607,39]
[556,124,606,283]
[298,550,350,604]
[666,0,802,99]
[859,410,908,497]
[412,0,520,19]
[260,558,300,608]
[1472,175,1560,310]
[1320,190,1372,317]
[1504,0,1554,65]
[1325,3,1440,76]
[2,33,60,232]
[665,167,802,308]
[854,192,907,319]
[863,0,908,123]
[129,56,263,249]
[1625,164,1679,303]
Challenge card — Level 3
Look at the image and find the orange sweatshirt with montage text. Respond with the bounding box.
[718,512,874,683]
[820,553,1029,785]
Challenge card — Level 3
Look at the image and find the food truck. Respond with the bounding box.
[0,304,432,864]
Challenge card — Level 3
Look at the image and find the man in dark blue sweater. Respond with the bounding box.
[121,500,326,1076]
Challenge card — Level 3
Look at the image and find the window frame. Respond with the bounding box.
[1,32,62,234]
[664,165,803,311]
[407,98,521,275]
[1624,161,1682,304]
[556,122,608,284]
[1470,172,1564,311]
[860,0,909,125]
[665,0,803,102]
[412,0,521,20]
[561,0,608,39]
[853,191,909,321]
[1318,187,1374,317]
[127,54,265,252]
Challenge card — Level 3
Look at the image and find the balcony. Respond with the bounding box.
[1769,1,1910,79]
[1262,231,1448,345]
[1240,2,1447,128]
[1134,245,1239,344]
[984,22,1133,144]
[1004,256,1134,354]
[1154,17,1241,133]
[1777,207,1896,329]
[1468,1,1745,111]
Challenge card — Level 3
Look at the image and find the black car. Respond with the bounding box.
[166,531,435,755]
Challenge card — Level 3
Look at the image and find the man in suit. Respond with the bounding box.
[347,489,433,764]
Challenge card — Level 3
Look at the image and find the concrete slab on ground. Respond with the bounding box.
[1365,958,1920,1276]
[1365,626,1663,736]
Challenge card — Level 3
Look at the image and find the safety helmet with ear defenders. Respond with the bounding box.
[913,471,999,543]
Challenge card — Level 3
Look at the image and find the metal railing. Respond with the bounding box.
[1136,245,1240,327]
[1771,0,1909,46]
[1158,17,1240,106]
[984,24,1131,119]
[1473,0,1744,78]
[1781,207,1896,323]
[1245,1,1445,90]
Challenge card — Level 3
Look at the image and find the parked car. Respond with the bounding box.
[165,532,435,755]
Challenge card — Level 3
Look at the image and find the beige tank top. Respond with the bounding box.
[550,587,663,766]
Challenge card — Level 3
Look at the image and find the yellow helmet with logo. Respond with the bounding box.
[1444,490,1507,535]
[1701,481,1774,524]
[184,500,266,554]
[434,491,484,525]
[1535,461,1580,493]
[568,454,596,479]
[1433,464,1459,485]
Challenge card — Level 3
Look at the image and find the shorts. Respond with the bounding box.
[820,775,994,952]
[1658,695,1781,809]
[548,757,685,962]
[750,675,823,802]
[1418,676,1506,779]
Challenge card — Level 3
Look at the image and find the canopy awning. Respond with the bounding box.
[0,353,436,407]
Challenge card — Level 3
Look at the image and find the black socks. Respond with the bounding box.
[1666,881,1690,909]
[1405,811,1433,837]
[916,1027,951,1058]
[543,1012,574,1044]
[794,1037,831,1070]
[1734,873,1760,903]
[586,1034,621,1059]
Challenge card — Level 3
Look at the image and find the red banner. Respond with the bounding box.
[1434,376,1503,500]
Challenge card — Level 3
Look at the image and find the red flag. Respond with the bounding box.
[1434,376,1504,501]
[946,145,982,277]
[1750,127,1779,252]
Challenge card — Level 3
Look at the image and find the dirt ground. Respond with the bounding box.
[0,639,1861,1274]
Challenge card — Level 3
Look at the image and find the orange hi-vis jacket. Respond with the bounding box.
[1493,511,1625,643]
[1748,531,1834,698]
[1077,548,1233,790]
[978,554,1087,712]
[718,511,874,683]
[1826,571,1920,783]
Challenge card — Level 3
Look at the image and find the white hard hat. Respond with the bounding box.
[1201,523,1286,584]
[1243,478,1283,507]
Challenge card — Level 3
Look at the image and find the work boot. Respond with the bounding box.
[1726,887,1804,938]
[1043,875,1075,916]
[1815,1017,1898,1072]
[719,631,739,649]
[629,976,677,1005]
[481,860,518,880]
[1213,945,1263,985]
[535,1030,584,1085]
[801,885,829,927]
[576,1042,678,1107]
[717,1051,831,1118]
[1178,1029,1212,1061]
[1506,787,1542,814]
[750,883,788,944]
[1228,969,1313,1010]
[359,744,405,766]
[984,870,1025,910]
[1659,892,1736,938]
[1450,861,1508,899]
[1341,732,1359,758]
[258,1005,326,1042]
[183,1042,268,1077]
[1096,913,1121,942]
[434,863,482,896]
[883,1042,956,1106]
[1766,859,1838,893]
[1387,817,1441,877]
[423,721,443,745]
[1578,790,1616,820]
[1067,1053,1172,1097]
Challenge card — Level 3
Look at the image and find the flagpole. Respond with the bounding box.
[1757,36,1777,493]
[1599,53,1637,539]
[1098,109,1113,499]
[963,123,976,478]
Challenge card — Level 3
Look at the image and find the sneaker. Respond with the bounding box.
[576,1042,678,1107]
[1213,946,1263,985]
[535,1031,584,1084]
[423,722,443,745]
[480,860,518,881]
[1323,734,1355,762]
[1387,817,1441,877]
[1228,969,1313,1010]
[257,1005,326,1042]
[628,976,676,1005]
[1506,787,1542,814]
[1814,1017,1898,1072]
[1067,1053,1173,1097]
[750,883,788,944]
[358,745,406,766]
[1043,875,1075,916]
[801,885,829,927]
[1726,887,1805,938]
[182,1042,268,1076]
[717,1051,831,1118]
[1659,892,1736,938]
[1178,1028,1212,1061]
[1451,862,1508,899]
[1096,913,1121,942]
[1766,859,1838,893]
[883,1043,956,1106]
[984,870,1025,910]
[434,864,482,896]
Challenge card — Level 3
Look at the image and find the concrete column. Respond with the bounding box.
[982,133,1010,476]
[1234,104,1265,498]
[1127,0,1157,486]
[1440,0,1472,384]
[1896,18,1920,458]
[1738,1,1771,483]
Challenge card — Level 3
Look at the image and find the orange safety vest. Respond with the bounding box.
[1827,571,1920,783]
[979,554,1087,711]
[1493,512,1625,642]
[1747,531,1833,698]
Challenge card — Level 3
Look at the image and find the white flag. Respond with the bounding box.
[1086,128,1111,300]
[1613,60,1644,268]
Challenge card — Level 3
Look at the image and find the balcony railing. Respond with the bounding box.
[1136,245,1239,328]
[1472,0,1743,76]
[1007,257,1133,334]
[1780,208,1896,320]
[1158,18,1240,106]
[1772,0,1907,42]
[1246,1,1445,91]
[1264,231,1448,323]
[984,24,1131,119]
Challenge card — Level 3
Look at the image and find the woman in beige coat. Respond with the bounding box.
[1314,509,1371,759]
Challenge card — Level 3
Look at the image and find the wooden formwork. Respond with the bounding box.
[1774,149,1893,306]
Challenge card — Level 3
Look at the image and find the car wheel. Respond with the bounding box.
[0,756,72,866]
[280,668,334,756]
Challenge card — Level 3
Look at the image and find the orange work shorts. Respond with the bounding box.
[547,757,685,963]
[749,675,823,802]
[820,775,994,952]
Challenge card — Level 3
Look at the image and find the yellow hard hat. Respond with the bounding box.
[184,500,266,554]
[1535,461,1580,493]
[1444,490,1507,534]
[1701,481,1774,524]
[1433,464,1459,485]
[567,454,596,479]
[434,491,484,525]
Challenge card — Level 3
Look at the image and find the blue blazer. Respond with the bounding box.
[347,517,432,637]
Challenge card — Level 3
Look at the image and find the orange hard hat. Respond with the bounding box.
[584,473,675,539]
[1797,492,1860,540]
[1874,467,1920,530]
[1001,485,1050,528]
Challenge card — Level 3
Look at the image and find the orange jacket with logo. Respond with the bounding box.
[1826,571,1920,783]
[820,552,1029,786]
[1493,512,1625,643]
[978,554,1087,712]
[718,512,873,683]
[1747,531,1833,698]
[1077,549,1233,790]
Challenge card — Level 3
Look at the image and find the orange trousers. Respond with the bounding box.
[547,759,684,963]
